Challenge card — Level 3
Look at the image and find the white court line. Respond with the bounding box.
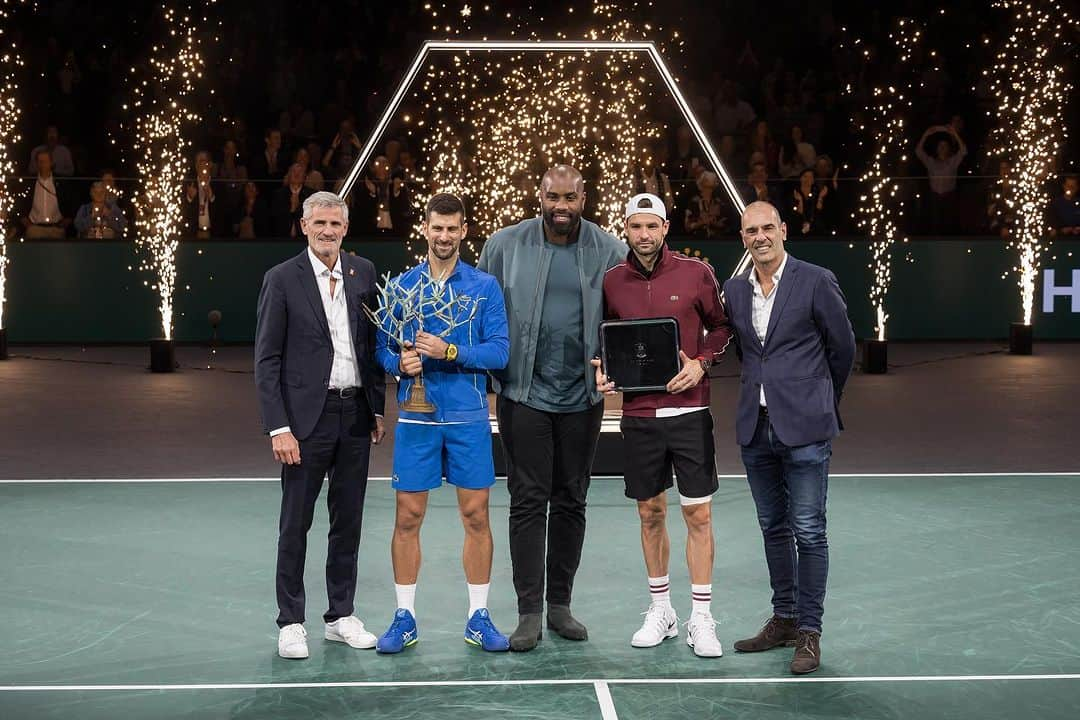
[594,680,619,720]
[2,673,1079,691]
[1,472,1078,484]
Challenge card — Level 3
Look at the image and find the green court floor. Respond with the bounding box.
[2,474,1079,719]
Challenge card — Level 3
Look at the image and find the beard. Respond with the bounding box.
[542,207,581,237]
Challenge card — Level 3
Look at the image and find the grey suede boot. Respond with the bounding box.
[546,604,588,641]
[509,613,542,652]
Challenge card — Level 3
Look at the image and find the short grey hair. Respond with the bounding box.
[302,191,349,222]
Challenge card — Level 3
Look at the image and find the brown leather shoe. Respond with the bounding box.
[790,630,821,674]
[733,615,798,652]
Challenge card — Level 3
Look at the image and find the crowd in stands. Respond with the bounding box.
[10,1,1078,241]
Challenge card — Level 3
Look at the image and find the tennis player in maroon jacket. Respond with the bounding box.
[592,192,733,657]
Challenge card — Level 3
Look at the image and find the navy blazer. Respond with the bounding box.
[722,255,855,447]
[254,249,387,441]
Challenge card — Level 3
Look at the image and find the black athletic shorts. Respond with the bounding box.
[620,409,718,502]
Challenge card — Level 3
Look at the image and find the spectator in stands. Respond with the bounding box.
[670,125,703,181]
[74,181,127,239]
[741,162,778,207]
[789,169,828,236]
[778,124,817,180]
[28,125,75,177]
[250,127,286,184]
[235,181,270,239]
[714,80,756,138]
[633,148,674,214]
[322,118,362,182]
[685,171,730,238]
[915,123,968,234]
[986,160,1015,238]
[1050,175,1080,236]
[184,150,223,239]
[271,162,315,238]
[20,150,72,238]
[813,155,842,234]
[749,120,779,177]
[355,155,410,236]
[215,139,248,219]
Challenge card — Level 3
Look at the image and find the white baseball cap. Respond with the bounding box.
[624,192,667,221]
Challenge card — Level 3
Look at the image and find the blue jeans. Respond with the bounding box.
[740,413,831,634]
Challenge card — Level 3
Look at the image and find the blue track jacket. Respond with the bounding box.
[375,259,509,423]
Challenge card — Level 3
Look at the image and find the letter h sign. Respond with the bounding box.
[1043,269,1080,313]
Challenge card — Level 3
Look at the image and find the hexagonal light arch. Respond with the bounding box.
[338,40,751,278]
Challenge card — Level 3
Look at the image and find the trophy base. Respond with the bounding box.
[401,383,436,413]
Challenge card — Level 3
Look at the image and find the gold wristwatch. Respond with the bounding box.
[445,343,459,362]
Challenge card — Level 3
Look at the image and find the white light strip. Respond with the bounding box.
[2,673,1078,692]
[337,40,751,279]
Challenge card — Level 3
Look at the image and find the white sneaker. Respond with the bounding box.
[278,623,309,659]
[631,603,679,648]
[325,616,378,649]
[686,612,723,658]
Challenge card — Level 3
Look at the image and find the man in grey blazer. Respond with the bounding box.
[255,191,386,659]
[722,201,855,674]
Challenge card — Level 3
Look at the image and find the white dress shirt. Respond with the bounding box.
[747,252,789,408]
[268,249,363,438]
[29,176,62,224]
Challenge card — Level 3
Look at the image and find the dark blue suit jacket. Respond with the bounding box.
[722,255,855,447]
[254,249,386,441]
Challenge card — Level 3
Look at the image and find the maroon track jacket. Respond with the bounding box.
[602,244,733,417]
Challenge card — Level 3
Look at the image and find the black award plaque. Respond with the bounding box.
[599,317,681,392]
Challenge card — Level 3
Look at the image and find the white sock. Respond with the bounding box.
[691,584,712,616]
[467,582,490,617]
[395,583,417,616]
[648,575,672,608]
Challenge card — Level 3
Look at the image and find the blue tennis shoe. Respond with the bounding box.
[376,608,419,654]
[464,608,510,652]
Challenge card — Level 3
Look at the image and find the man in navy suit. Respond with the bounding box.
[255,191,387,659]
[722,201,855,674]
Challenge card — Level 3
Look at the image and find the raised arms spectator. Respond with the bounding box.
[20,150,72,238]
[915,123,968,234]
[27,125,75,177]
[74,181,127,238]
[322,119,362,181]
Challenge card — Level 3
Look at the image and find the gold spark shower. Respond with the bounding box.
[400,2,682,260]
[0,0,28,332]
[987,0,1075,326]
[123,4,213,340]
[853,19,922,342]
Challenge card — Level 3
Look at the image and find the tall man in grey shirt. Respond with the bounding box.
[478,166,625,651]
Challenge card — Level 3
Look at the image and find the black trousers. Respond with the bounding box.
[276,392,372,628]
[496,396,604,614]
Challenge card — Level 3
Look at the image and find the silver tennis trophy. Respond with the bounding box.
[363,270,481,413]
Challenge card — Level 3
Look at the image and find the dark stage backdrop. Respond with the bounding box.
[5,237,1080,342]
